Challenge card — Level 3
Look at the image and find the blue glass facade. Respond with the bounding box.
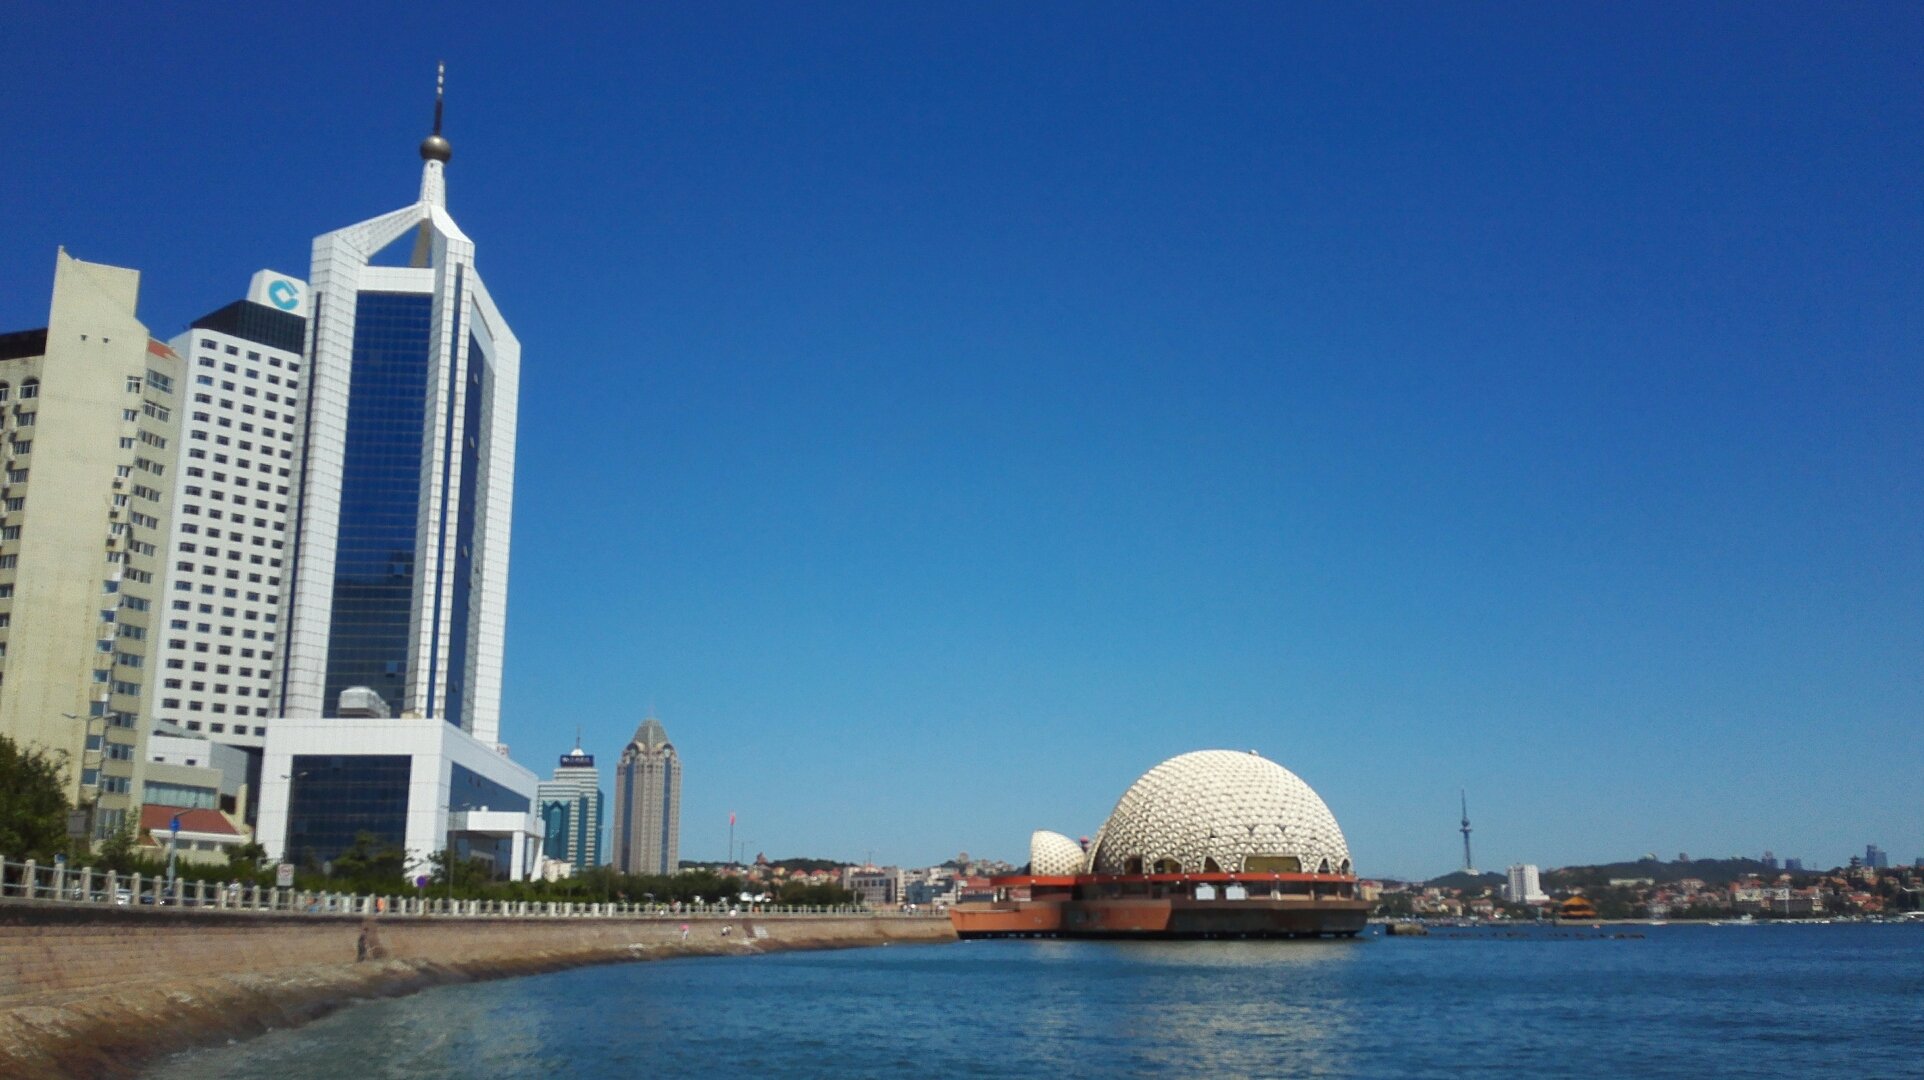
[324,293,431,713]
[449,761,530,814]
[541,800,570,855]
[285,754,411,867]
[438,328,487,729]
[539,790,603,872]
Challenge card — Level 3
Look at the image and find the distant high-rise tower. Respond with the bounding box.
[538,741,603,873]
[1505,864,1547,903]
[613,716,680,875]
[1866,844,1888,870]
[1459,790,1475,874]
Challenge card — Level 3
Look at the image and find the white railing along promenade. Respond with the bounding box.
[0,853,944,920]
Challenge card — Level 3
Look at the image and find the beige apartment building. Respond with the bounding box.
[0,250,183,840]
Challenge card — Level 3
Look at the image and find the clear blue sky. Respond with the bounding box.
[3,4,1919,878]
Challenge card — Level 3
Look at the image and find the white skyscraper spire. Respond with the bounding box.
[418,61,451,209]
[274,62,519,745]
[257,67,539,883]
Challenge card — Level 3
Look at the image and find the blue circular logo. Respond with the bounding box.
[266,280,300,311]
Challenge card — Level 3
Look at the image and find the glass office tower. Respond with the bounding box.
[537,746,604,874]
[257,74,539,878]
[274,91,520,747]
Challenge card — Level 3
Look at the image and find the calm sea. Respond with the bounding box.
[148,924,1924,1078]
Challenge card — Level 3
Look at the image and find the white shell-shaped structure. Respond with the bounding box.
[1029,830,1086,876]
[1087,750,1353,876]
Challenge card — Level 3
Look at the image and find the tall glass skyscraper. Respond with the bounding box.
[257,70,540,879]
[274,69,519,746]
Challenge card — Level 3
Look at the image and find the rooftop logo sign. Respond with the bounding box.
[246,269,310,318]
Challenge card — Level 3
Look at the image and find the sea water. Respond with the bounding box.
[146,923,1924,1078]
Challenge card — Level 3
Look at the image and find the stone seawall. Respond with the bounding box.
[0,901,955,1077]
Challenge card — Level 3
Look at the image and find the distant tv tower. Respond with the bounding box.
[1459,789,1475,874]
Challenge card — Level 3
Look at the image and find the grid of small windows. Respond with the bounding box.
[0,375,16,683]
[154,326,304,740]
[0,373,49,698]
[0,354,170,798]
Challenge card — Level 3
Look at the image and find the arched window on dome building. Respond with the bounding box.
[1152,858,1181,874]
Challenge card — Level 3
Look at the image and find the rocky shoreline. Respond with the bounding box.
[0,910,953,1078]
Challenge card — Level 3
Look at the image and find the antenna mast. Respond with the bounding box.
[1459,789,1475,874]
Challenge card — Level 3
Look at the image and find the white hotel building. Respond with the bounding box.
[151,270,310,750]
[256,76,540,879]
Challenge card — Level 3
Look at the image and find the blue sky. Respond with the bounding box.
[3,4,1919,877]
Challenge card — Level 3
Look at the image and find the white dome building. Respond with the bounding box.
[1086,750,1352,876]
[1028,830,1086,876]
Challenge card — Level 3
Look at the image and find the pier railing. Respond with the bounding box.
[0,853,946,920]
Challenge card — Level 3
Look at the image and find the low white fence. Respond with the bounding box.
[0,853,944,920]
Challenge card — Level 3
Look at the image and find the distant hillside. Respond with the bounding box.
[1424,870,1506,891]
[678,857,847,872]
[764,857,846,872]
[1419,857,1812,892]
[1544,857,1785,887]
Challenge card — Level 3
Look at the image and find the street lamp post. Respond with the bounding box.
[166,813,180,899]
[59,710,104,846]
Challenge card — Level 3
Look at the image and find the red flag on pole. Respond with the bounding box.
[729,812,736,826]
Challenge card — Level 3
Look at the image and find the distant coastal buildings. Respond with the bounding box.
[612,715,681,875]
[1504,864,1547,903]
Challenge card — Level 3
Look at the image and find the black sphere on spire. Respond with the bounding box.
[420,133,452,163]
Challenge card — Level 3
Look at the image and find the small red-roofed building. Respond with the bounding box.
[138,805,246,865]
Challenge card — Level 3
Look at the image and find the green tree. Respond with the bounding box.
[0,735,74,859]
[226,841,268,874]
[97,818,140,873]
[1374,892,1416,918]
[776,880,857,907]
[329,832,408,890]
[427,847,496,894]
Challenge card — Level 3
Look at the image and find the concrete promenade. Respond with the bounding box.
[0,899,956,1077]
